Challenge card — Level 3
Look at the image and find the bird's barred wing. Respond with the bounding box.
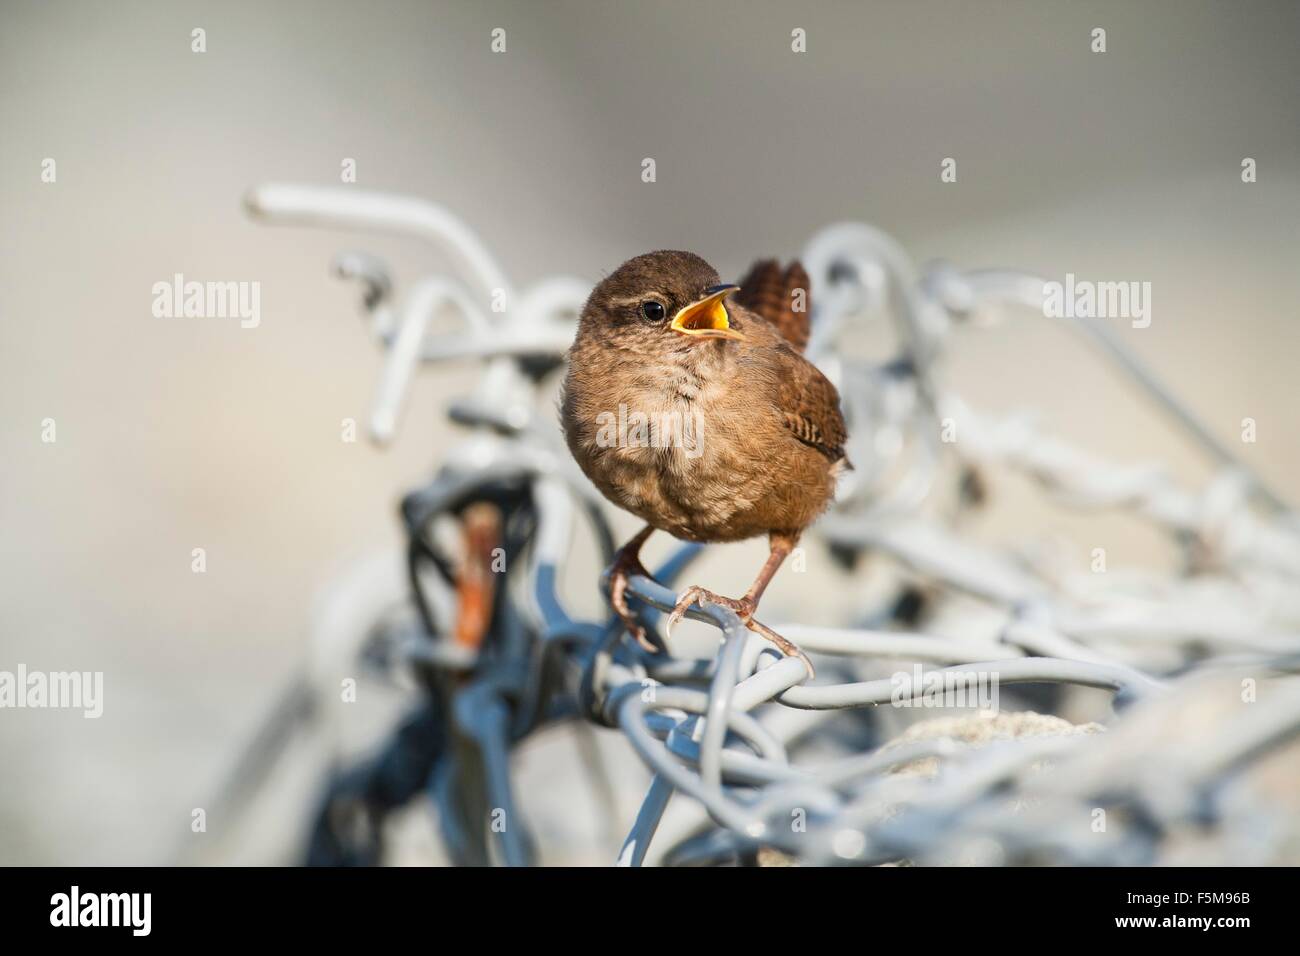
[778,358,849,465]
[734,259,812,353]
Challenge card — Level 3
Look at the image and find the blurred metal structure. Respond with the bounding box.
[216,184,1300,867]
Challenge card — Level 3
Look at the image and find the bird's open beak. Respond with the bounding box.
[670,284,743,340]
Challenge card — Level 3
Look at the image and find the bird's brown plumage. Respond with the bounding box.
[561,250,848,541]
[736,258,846,463]
[560,250,847,673]
[734,258,813,354]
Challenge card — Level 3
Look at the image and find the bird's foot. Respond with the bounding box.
[608,551,659,653]
[667,587,815,679]
[747,618,816,680]
[666,587,754,635]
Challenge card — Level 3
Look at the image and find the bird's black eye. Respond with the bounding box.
[640,300,666,322]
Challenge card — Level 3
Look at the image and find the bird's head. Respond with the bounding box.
[580,250,743,350]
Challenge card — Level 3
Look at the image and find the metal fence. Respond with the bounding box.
[217,185,1300,867]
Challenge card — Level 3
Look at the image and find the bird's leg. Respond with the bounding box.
[668,533,795,626]
[666,533,814,676]
[607,524,659,652]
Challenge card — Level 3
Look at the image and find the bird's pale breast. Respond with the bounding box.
[562,338,838,543]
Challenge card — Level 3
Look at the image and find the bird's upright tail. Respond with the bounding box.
[734,259,812,353]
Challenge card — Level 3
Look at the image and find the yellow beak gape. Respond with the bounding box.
[670,284,743,340]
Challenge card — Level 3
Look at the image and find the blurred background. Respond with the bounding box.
[2,0,1298,864]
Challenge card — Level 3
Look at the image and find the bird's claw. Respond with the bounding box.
[666,586,753,638]
[748,618,816,680]
[608,554,659,653]
[667,586,815,679]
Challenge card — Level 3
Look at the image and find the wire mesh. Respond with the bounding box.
[559,224,1300,867]
[229,185,1300,867]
